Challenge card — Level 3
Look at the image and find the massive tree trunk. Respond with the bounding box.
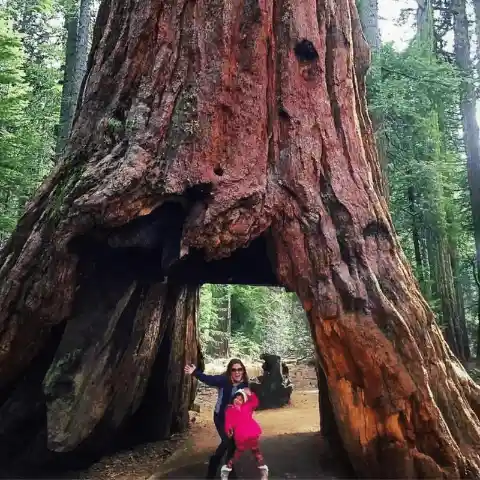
[0,0,480,477]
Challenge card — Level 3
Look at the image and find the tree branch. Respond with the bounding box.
[380,66,456,88]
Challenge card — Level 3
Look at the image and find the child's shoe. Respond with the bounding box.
[221,464,232,480]
[258,464,269,480]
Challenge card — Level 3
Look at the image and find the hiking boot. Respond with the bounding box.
[220,465,232,480]
[258,464,269,480]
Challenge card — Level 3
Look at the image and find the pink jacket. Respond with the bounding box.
[224,392,262,445]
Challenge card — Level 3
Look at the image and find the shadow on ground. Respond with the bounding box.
[157,432,352,479]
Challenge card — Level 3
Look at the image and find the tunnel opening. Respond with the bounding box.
[180,283,326,478]
[68,202,280,287]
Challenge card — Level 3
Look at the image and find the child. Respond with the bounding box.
[220,388,268,480]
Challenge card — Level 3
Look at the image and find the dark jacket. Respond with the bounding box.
[193,370,248,421]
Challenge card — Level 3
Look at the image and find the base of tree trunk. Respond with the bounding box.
[0,257,201,472]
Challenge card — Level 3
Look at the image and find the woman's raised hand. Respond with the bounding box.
[184,364,196,375]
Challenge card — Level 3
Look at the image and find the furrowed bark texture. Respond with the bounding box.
[0,0,479,476]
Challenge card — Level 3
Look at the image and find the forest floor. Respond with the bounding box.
[148,389,348,480]
[72,365,351,479]
[56,361,480,480]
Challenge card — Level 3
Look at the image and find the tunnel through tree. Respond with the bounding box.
[0,0,480,478]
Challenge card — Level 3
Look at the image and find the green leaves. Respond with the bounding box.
[367,37,476,339]
[0,4,62,243]
[199,285,313,361]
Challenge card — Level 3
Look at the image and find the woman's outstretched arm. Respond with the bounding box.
[184,364,225,388]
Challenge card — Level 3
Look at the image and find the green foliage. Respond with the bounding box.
[0,14,31,234]
[368,37,477,345]
[199,284,313,362]
[0,1,62,244]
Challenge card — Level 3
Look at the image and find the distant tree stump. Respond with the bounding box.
[250,353,293,409]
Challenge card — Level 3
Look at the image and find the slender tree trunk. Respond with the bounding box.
[56,0,92,155]
[216,287,231,357]
[472,0,480,360]
[407,185,424,284]
[439,239,467,361]
[0,0,480,477]
[359,0,388,200]
[420,229,432,299]
[358,0,380,50]
[73,0,92,110]
[426,224,467,360]
[416,0,434,46]
[473,260,480,358]
[448,213,470,361]
[226,290,231,357]
[474,0,480,84]
[56,6,79,155]
[454,0,480,359]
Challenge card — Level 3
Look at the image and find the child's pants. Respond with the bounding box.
[226,437,264,467]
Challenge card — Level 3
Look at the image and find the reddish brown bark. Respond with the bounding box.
[0,0,480,477]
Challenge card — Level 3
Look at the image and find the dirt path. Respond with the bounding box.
[74,365,351,479]
[68,361,479,479]
[147,390,346,479]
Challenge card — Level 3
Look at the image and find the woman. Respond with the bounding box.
[184,358,249,479]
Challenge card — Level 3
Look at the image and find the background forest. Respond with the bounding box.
[1,0,480,364]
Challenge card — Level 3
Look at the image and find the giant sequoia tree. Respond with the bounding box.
[0,0,480,477]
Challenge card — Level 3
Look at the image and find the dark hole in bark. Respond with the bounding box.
[213,165,224,176]
[294,39,319,62]
[169,235,278,286]
[69,202,187,279]
[363,220,392,242]
[279,106,290,120]
[69,203,278,286]
[336,234,352,265]
[112,107,125,123]
[185,182,213,202]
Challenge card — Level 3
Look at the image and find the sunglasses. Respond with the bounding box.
[231,367,244,372]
